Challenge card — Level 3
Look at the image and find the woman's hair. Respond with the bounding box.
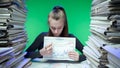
[48,6,68,37]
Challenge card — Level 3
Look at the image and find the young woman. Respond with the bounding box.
[25,6,86,62]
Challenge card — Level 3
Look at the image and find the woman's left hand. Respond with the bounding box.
[68,51,79,61]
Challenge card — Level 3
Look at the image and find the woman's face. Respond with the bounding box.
[49,18,64,37]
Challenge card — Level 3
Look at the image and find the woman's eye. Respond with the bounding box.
[51,27,56,30]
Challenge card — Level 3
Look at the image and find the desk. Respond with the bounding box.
[29,59,91,68]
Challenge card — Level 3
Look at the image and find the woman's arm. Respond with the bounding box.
[25,33,44,59]
[76,37,86,62]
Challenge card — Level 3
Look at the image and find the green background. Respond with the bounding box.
[25,0,92,50]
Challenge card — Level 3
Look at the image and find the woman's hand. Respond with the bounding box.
[68,51,79,61]
[39,44,52,56]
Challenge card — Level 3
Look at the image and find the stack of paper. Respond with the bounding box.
[0,0,31,68]
[90,0,120,43]
[84,0,120,68]
[83,35,109,68]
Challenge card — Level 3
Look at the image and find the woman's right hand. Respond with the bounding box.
[39,44,52,56]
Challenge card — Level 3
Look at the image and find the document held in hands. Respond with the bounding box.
[43,36,76,61]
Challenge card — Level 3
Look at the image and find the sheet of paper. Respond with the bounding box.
[43,36,76,61]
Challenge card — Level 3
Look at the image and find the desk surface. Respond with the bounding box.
[29,59,91,68]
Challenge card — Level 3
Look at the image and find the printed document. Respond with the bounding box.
[43,36,76,61]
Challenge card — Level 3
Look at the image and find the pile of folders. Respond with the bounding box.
[83,0,120,68]
[0,0,31,68]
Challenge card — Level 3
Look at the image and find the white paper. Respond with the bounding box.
[43,36,76,61]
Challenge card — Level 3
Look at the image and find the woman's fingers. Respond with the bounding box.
[46,44,52,51]
[68,51,79,61]
[40,43,53,56]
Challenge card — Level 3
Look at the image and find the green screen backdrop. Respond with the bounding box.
[25,0,92,50]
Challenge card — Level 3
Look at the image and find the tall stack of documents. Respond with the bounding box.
[83,0,120,68]
[0,0,31,68]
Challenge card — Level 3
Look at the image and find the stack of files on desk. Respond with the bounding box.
[83,0,120,68]
[0,52,31,68]
[91,0,120,45]
[103,45,120,68]
[0,47,14,64]
[0,0,31,68]
[83,35,109,68]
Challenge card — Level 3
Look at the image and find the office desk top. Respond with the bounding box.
[29,59,91,68]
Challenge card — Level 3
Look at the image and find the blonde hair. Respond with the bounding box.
[49,9,65,20]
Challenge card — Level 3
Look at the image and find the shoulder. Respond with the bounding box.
[36,32,48,39]
[40,32,48,35]
[39,32,48,36]
[68,33,79,41]
[68,33,76,37]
